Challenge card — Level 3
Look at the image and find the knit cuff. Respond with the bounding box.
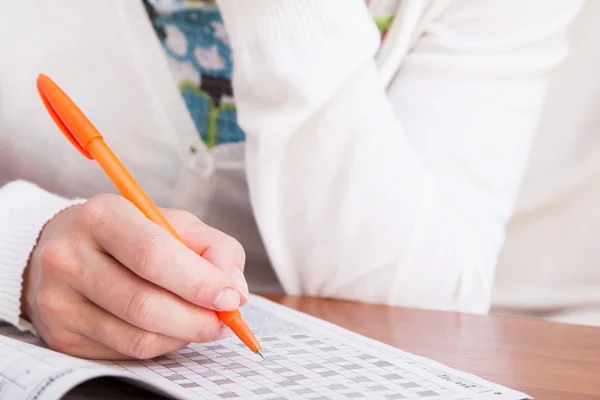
[0,181,86,332]
[216,0,377,48]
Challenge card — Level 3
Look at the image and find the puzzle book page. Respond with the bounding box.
[108,295,531,400]
[0,334,171,400]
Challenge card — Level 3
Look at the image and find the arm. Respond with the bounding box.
[217,0,584,312]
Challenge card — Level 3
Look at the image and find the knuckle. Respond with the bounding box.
[222,235,243,254]
[135,233,166,278]
[161,208,198,237]
[127,330,161,359]
[38,239,68,271]
[224,236,246,265]
[43,329,73,352]
[164,208,196,225]
[189,276,208,305]
[38,239,81,279]
[78,194,119,232]
[210,232,246,267]
[126,290,157,327]
[40,323,81,356]
[36,289,67,318]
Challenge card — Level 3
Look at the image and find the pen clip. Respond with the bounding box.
[36,74,101,160]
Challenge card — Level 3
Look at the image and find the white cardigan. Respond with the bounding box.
[0,0,593,331]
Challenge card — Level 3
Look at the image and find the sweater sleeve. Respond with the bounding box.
[0,180,86,331]
[216,0,584,313]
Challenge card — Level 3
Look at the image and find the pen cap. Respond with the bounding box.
[36,74,101,159]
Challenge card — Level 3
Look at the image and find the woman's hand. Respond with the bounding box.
[21,193,248,360]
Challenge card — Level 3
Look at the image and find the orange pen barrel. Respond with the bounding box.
[36,73,263,359]
[85,138,181,239]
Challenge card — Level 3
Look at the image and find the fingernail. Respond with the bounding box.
[214,324,233,341]
[231,269,249,300]
[213,288,240,311]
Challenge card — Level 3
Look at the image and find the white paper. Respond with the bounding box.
[0,337,117,399]
[0,295,532,400]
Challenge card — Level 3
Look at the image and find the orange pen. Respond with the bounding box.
[36,73,264,360]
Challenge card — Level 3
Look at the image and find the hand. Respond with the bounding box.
[20,193,249,360]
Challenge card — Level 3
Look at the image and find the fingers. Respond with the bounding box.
[74,299,188,360]
[161,208,246,271]
[38,294,187,360]
[76,302,232,361]
[47,333,127,360]
[79,195,242,311]
[30,286,137,360]
[74,249,225,343]
[160,208,249,302]
[27,195,247,361]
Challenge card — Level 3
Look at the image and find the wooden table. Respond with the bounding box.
[261,294,600,400]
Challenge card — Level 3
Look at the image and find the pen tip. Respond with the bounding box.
[257,350,266,361]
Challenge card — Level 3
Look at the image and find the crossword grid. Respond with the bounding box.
[134,333,469,400]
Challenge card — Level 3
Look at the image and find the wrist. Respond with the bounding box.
[0,180,86,330]
[20,203,82,324]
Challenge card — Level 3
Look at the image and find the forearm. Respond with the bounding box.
[217,0,584,311]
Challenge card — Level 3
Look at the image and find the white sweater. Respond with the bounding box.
[0,0,594,331]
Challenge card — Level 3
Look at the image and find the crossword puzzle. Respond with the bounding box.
[1,297,527,400]
[112,303,474,400]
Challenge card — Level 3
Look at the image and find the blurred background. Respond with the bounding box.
[491,0,600,326]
